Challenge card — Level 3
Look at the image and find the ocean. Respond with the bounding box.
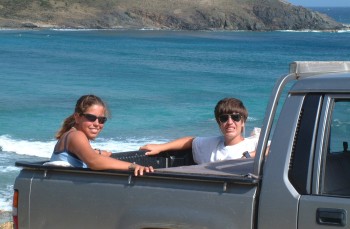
[0,7,349,221]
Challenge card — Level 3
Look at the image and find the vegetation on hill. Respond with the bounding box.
[0,0,344,30]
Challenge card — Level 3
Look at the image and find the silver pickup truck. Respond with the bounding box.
[13,61,350,229]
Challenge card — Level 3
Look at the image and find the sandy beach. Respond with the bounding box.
[0,211,12,229]
[0,222,12,229]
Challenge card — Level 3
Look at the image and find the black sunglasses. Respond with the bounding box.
[81,113,107,124]
[219,113,242,123]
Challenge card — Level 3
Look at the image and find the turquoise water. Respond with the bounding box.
[1,30,349,143]
[0,8,350,212]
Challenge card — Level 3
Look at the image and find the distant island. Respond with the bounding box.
[0,0,346,31]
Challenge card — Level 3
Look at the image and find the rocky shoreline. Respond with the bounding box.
[0,222,12,229]
[0,211,12,229]
[0,0,346,31]
[1,23,348,32]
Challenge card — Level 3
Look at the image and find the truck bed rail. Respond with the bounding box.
[15,150,259,185]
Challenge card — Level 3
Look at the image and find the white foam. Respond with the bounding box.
[337,29,350,33]
[91,138,167,153]
[247,116,259,122]
[0,135,55,158]
[277,29,350,33]
[0,185,13,212]
[0,166,20,173]
[0,135,167,158]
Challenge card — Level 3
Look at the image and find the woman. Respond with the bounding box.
[50,94,153,176]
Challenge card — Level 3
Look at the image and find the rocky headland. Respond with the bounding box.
[0,0,346,31]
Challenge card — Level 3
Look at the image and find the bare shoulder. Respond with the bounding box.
[66,130,92,155]
[67,130,90,145]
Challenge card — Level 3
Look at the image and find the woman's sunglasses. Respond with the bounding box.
[81,113,107,124]
[219,113,242,123]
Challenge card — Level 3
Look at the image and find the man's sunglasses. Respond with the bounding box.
[81,113,107,124]
[218,113,242,123]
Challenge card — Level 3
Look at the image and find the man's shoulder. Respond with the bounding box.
[241,136,259,149]
[194,136,223,144]
[192,136,223,164]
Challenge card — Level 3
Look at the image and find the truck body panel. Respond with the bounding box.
[15,159,258,229]
[13,62,350,228]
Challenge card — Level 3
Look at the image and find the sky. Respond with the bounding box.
[287,0,350,7]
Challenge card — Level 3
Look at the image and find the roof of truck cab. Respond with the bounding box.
[290,72,350,93]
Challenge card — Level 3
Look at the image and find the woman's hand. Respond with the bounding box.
[139,144,163,156]
[102,150,113,157]
[129,163,154,176]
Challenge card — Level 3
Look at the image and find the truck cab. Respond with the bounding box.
[257,62,350,228]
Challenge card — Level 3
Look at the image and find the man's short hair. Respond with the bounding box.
[214,98,248,124]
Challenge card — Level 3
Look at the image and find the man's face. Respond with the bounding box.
[218,113,245,144]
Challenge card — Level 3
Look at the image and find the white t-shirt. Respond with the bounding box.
[192,136,258,164]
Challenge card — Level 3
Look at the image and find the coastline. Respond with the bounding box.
[1,5,348,33]
[0,24,349,33]
[0,222,12,229]
[0,211,12,229]
[0,1,345,32]
[0,13,348,33]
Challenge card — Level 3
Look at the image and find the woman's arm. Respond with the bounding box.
[68,131,153,176]
[94,148,112,157]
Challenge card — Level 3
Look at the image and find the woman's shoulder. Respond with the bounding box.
[65,129,89,144]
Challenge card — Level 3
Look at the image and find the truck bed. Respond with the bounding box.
[14,150,259,228]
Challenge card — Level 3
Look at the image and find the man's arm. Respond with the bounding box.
[140,136,194,156]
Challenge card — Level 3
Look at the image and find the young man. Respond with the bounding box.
[140,98,258,164]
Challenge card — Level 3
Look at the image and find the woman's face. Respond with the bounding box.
[74,104,106,140]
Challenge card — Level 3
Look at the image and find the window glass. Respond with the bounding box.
[323,100,350,196]
[330,101,350,153]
